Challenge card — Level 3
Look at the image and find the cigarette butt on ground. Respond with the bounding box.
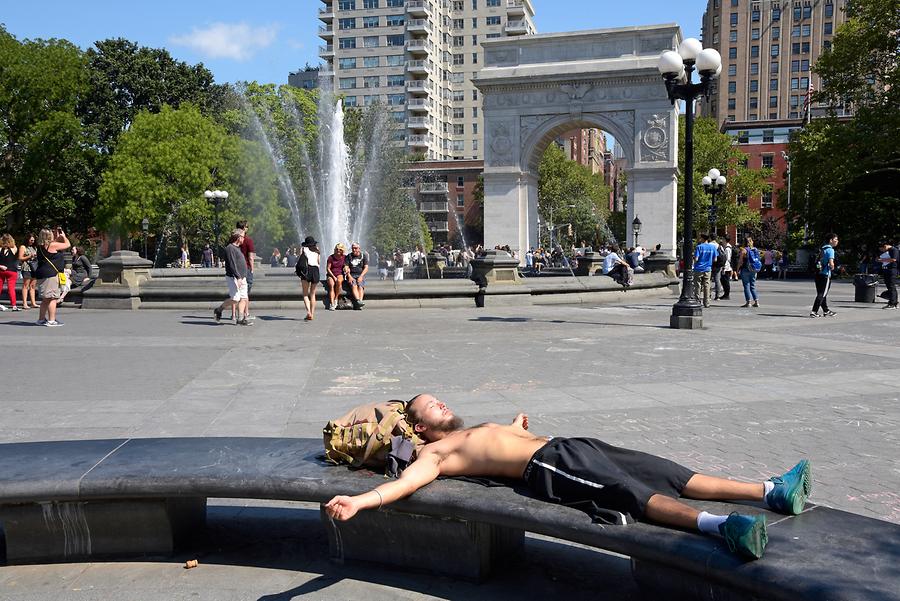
[184,559,199,569]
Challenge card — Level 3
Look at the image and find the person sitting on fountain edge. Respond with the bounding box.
[325,394,812,560]
[344,242,368,310]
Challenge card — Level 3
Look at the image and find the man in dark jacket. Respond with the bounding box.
[879,240,898,309]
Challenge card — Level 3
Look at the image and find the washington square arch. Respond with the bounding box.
[473,24,682,262]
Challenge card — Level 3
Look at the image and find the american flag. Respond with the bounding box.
[803,79,816,123]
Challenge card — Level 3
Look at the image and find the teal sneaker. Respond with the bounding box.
[718,512,768,560]
[766,459,811,515]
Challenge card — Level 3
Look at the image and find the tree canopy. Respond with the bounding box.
[788,0,900,250]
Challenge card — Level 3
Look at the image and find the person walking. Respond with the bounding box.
[692,234,718,308]
[0,234,21,311]
[34,227,71,326]
[718,236,733,300]
[237,220,256,320]
[810,233,838,318]
[17,234,38,309]
[878,240,898,309]
[763,248,775,280]
[201,244,213,268]
[736,236,761,308]
[213,230,251,326]
[298,236,321,321]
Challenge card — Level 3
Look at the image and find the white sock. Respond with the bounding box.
[697,511,728,535]
[763,480,775,499]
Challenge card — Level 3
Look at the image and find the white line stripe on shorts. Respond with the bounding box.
[532,459,605,489]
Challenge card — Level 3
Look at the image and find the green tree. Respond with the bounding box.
[678,116,771,239]
[95,104,284,256]
[0,27,94,234]
[788,0,900,250]
[538,143,611,248]
[78,38,224,153]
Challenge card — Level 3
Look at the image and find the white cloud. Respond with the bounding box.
[170,22,279,61]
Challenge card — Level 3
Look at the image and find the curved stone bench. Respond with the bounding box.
[1,438,897,600]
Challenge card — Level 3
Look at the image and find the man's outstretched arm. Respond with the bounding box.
[324,450,442,521]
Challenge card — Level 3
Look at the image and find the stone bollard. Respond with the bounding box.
[81,251,153,310]
[573,252,605,276]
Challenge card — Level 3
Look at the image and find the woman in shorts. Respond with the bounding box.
[299,236,321,321]
[34,227,70,327]
[326,243,346,311]
[17,233,38,309]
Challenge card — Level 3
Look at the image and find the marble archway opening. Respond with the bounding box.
[473,24,683,265]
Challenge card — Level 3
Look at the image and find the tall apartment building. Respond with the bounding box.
[700,0,847,124]
[317,0,536,161]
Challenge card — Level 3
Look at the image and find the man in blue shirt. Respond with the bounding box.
[693,233,719,307]
[810,233,838,318]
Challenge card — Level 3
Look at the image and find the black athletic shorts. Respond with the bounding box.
[523,437,695,522]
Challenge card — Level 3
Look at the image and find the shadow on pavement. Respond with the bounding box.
[470,316,668,329]
[0,320,44,327]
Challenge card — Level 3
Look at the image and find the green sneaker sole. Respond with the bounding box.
[737,516,768,560]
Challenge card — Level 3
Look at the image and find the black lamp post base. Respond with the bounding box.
[670,302,703,329]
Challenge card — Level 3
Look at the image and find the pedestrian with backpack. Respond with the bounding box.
[736,236,761,308]
[810,233,838,318]
[719,236,733,300]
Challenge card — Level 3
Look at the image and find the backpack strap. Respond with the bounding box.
[354,404,407,467]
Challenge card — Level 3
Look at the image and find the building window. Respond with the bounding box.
[824,22,833,35]
[825,3,834,17]
[771,44,779,57]
[339,18,357,30]
[737,195,748,205]
[800,76,809,90]
[472,52,478,64]
[729,47,738,59]
[803,5,812,18]
[793,6,802,20]
[792,25,800,38]
[452,107,464,119]
[728,115,736,122]
[387,14,406,26]
[802,41,810,53]
[750,62,759,75]
[386,54,404,66]
[791,77,799,89]
[730,30,738,42]
[386,74,405,87]
[801,59,809,71]
[771,61,779,74]
[791,59,800,72]
[339,57,357,69]
[772,7,781,20]
[339,77,356,90]
[728,64,737,76]
[749,97,758,109]
[730,12,738,26]
[752,28,760,40]
[762,129,774,143]
[792,42,801,54]
[339,37,356,49]
[769,95,778,107]
[751,45,759,58]
[728,98,736,109]
[386,0,403,6]
[387,34,404,46]
[486,16,501,25]
[737,130,750,143]
[453,36,464,47]
[770,78,778,90]
[731,0,738,5]
[472,122,478,134]
[761,191,773,208]
[386,93,405,106]
[824,40,832,51]
[790,95,800,107]
[457,194,465,207]
[364,56,380,68]
[749,79,758,92]
[338,0,356,9]
[772,27,780,39]
[363,95,378,106]
[801,23,811,36]
[714,15,720,27]
[453,53,464,65]
[344,96,358,107]
[363,16,379,28]
[752,9,760,22]
[728,81,737,94]
[363,0,379,8]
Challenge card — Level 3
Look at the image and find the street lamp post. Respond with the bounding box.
[632,216,642,247]
[702,168,727,236]
[204,189,229,266]
[658,38,722,329]
[141,218,149,260]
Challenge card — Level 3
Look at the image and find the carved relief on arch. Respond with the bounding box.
[640,113,671,163]
[487,120,516,167]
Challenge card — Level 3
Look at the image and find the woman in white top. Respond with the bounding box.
[299,236,321,321]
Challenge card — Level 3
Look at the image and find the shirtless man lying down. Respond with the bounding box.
[325,394,811,560]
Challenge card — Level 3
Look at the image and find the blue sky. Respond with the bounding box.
[2,1,704,85]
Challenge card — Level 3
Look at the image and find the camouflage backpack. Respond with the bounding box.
[323,400,424,475]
